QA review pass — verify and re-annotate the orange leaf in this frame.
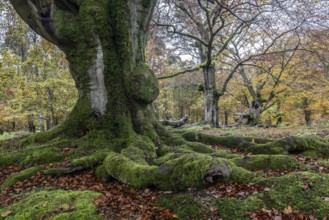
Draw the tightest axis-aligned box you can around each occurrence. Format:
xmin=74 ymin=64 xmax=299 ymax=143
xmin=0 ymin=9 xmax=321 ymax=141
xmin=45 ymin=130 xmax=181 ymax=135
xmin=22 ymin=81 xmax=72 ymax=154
xmin=1 ymin=210 xmax=13 ymax=217
xmin=283 ymin=206 xmax=292 ymax=214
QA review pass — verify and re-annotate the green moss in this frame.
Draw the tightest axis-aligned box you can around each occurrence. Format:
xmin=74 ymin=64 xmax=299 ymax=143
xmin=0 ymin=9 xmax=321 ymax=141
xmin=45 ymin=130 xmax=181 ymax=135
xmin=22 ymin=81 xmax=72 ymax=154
xmin=0 ymin=151 xmax=26 ymax=168
xmin=153 ymin=153 xmax=184 ymax=165
xmin=20 ymin=147 xmax=63 ymax=167
xmin=0 ymin=144 xmax=64 ymax=168
xmin=157 ymin=154 xmax=231 ymax=190
xmin=318 ymin=159 xmax=329 ymax=167
xmin=182 ymin=132 xmax=271 ymax=149
xmin=104 ymin=151 xmax=159 ymax=188
xmin=126 ymin=62 xmax=159 ymax=104
xmin=121 ymin=146 xmax=150 ymax=165
xmin=214 ymin=172 xmax=329 ymax=218
xmin=72 ymin=150 xmax=110 ymax=168
xmin=211 ymin=150 xmax=242 ymax=159
xmin=0 ymin=189 xmax=101 ymax=220
xmin=232 ymin=155 xmax=298 ymax=171
xmin=249 ymin=136 xmax=329 ymax=157
xmin=95 ymin=165 xmax=112 ymax=182
xmin=182 ymin=132 xmax=329 ymax=157
xmin=227 ymin=165 xmax=257 ymax=183
xmin=155 ymin=194 xmax=206 ymax=219
xmin=164 ymin=134 xmax=187 ymax=146
xmin=186 ymin=142 xmax=214 ymax=154
xmin=260 ymin=172 xmax=329 ymax=218
xmin=1 ymin=166 xmax=44 ymax=190
xmin=247 ymin=144 xmax=287 ymax=155
xmin=126 ymin=135 xmax=156 ymax=157
xmin=215 ymin=196 xmax=264 ymax=219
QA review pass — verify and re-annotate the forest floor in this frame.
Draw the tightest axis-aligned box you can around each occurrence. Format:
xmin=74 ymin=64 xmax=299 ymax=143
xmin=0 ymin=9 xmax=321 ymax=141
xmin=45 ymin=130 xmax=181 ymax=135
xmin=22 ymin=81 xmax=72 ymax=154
xmin=1 ymin=126 xmax=329 ymax=219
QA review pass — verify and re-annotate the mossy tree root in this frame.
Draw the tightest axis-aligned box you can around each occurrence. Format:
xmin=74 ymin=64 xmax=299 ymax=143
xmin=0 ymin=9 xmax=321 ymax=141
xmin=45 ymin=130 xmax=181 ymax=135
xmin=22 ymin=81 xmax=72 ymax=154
xmin=104 ymin=151 xmax=231 ymax=190
xmin=182 ymin=132 xmax=329 ymax=157
xmin=10 ymin=128 xmax=234 ymax=191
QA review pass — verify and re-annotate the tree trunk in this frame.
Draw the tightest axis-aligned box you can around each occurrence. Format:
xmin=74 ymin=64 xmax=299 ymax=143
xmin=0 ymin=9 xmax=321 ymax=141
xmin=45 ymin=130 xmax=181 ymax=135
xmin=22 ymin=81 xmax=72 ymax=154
xmin=46 ymin=115 xmax=52 ymax=130
xmin=39 ymin=112 xmax=45 ymax=132
xmin=248 ymin=101 xmax=262 ymax=126
xmin=224 ymin=110 xmax=229 ymax=126
xmin=28 ymin=115 xmax=36 ymax=133
xmin=9 ymin=0 xmax=232 ymax=190
xmin=304 ymin=110 xmax=312 ymax=126
xmin=202 ymin=66 xmax=219 ymax=127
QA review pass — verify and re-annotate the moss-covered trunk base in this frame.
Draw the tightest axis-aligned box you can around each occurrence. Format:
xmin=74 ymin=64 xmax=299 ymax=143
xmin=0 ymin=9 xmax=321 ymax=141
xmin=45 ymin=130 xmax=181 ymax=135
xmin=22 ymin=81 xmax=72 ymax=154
xmin=1 ymin=126 xmax=234 ymax=191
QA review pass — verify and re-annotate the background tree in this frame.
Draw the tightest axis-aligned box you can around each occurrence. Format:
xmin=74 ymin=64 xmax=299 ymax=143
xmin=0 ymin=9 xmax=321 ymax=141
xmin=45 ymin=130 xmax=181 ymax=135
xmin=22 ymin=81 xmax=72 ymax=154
xmin=0 ymin=1 xmax=76 ymax=132
xmin=154 ymin=0 xmax=312 ymax=127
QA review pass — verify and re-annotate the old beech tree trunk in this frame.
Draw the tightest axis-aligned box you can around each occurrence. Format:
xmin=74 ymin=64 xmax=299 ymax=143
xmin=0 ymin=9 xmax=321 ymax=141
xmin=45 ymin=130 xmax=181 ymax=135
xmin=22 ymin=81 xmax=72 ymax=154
xmin=9 ymin=0 xmax=231 ymax=190
xmin=198 ymin=31 xmax=220 ymax=127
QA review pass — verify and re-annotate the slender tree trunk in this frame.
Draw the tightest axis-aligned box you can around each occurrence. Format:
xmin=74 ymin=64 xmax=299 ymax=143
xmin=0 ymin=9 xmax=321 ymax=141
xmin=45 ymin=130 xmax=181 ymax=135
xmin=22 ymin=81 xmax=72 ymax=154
xmin=224 ymin=110 xmax=229 ymax=126
xmin=46 ymin=115 xmax=52 ymax=130
xmin=202 ymin=66 xmax=219 ymax=127
xmin=28 ymin=115 xmax=36 ymax=133
xmin=304 ymin=110 xmax=312 ymax=126
xmin=39 ymin=112 xmax=45 ymax=132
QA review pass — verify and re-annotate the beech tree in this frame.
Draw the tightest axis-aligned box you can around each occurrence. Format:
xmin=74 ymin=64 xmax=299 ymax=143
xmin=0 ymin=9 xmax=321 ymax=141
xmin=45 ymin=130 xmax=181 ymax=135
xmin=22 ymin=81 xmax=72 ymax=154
xmin=154 ymin=0 xmax=322 ymax=127
xmin=8 ymin=0 xmax=232 ymax=189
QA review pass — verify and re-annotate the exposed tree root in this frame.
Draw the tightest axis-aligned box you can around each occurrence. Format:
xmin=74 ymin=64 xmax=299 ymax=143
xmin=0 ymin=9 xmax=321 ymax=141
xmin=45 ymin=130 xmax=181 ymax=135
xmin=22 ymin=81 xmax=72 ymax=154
xmin=183 ymin=131 xmax=329 ymax=157
xmin=1 ymin=128 xmax=234 ymax=191
xmin=4 ymin=128 xmax=328 ymax=192
xmin=160 ymin=116 xmax=189 ymax=128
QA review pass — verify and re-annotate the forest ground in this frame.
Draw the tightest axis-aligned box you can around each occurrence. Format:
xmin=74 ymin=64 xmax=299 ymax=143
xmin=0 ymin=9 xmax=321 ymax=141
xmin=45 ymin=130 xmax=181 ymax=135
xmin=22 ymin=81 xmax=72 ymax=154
xmin=1 ymin=126 xmax=329 ymax=219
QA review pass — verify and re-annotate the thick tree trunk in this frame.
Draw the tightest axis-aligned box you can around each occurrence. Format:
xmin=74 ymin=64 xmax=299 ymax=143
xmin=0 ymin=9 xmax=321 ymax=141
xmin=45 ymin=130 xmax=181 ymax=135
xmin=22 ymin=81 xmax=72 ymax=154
xmin=248 ymin=101 xmax=262 ymax=126
xmin=9 ymin=0 xmax=232 ymax=190
xmin=203 ymin=66 xmax=220 ymax=127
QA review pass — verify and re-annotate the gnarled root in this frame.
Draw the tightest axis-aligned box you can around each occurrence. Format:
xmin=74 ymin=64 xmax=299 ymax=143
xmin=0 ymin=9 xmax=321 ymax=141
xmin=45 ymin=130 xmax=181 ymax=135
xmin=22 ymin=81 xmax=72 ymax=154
xmin=104 ymin=151 xmax=231 ymax=190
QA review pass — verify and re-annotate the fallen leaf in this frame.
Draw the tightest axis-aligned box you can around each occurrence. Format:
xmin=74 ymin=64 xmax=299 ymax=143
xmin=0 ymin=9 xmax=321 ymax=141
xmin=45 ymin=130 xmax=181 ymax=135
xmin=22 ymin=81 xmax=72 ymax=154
xmin=323 ymin=197 xmax=329 ymax=202
xmin=1 ymin=210 xmax=12 ymax=217
xmin=283 ymin=206 xmax=292 ymax=214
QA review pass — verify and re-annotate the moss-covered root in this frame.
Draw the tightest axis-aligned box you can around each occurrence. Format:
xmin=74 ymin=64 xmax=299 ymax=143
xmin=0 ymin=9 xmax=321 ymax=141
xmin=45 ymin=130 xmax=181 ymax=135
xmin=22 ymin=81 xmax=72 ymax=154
xmin=250 ymin=136 xmax=329 ymax=157
xmin=182 ymin=131 xmax=271 ymax=148
xmin=0 ymin=189 xmax=101 ymax=220
xmin=104 ymin=152 xmax=232 ymax=190
xmin=104 ymin=151 xmax=159 ymax=188
xmin=1 ymin=166 xmax=44 ymax=190
xmin=232 ymin=155 xmax=299 ymax=171
xmin=183 ymin=131 xmax=329 ymax=157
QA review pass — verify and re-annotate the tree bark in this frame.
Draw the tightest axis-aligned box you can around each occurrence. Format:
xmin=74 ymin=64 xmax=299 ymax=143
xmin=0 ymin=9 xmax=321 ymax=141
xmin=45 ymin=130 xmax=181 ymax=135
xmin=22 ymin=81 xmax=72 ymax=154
xmin=202 ymin=66 xmax=220 ymax=127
